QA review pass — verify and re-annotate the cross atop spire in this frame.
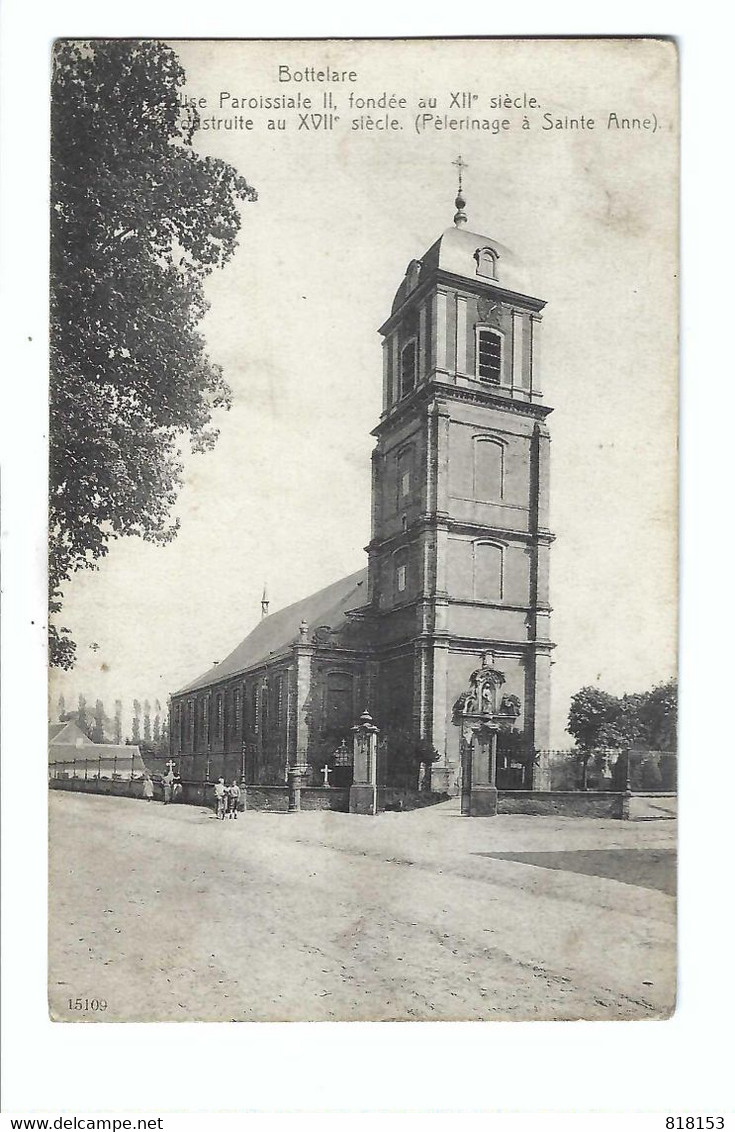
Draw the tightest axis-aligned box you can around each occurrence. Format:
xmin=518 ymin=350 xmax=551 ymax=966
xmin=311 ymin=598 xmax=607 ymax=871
xmin=452 ymin=154 xmax=468 ymax=227
xmin=452 ymin=153 xmax=468 ymax=191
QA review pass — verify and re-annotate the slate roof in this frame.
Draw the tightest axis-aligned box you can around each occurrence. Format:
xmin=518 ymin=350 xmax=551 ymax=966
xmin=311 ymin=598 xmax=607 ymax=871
xmin=48 ymin=719 xmax=92 ymax=745
xmin=176 ymin=567 xmax=370 ymax=696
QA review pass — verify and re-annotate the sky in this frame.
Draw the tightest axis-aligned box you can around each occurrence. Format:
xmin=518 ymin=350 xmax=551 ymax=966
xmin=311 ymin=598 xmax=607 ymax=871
xmin=50 ymin=38 xmax=678 ymax=746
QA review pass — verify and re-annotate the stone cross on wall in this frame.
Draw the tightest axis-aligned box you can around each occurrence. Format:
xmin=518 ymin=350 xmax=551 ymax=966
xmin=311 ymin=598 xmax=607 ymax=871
xmin=321 ymin=764 xmax=331 ymax=787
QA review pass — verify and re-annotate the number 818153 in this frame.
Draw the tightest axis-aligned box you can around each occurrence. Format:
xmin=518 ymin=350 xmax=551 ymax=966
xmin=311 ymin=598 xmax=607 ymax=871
xmin=666 ymin=1120 xmax=724 ymax=1129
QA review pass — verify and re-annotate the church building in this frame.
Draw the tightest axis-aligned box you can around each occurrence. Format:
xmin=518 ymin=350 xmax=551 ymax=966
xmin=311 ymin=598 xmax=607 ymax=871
xmin=169 ymin=170 xmax=555 ymax=795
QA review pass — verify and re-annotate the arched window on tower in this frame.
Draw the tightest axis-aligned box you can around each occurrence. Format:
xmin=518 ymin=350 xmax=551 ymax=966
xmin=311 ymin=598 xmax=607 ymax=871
xmin=400 ymin=339 xmax=417 ymax=397
xmin=473 ymin=541 xmax=504 ymax=602
xmin=396 ymin=445 xmax=413 ymax=506
xmin=475 ymin=246 xmax=498 ymax=280
xmin=473 ymin=436 xmax=505 ymax=502
xmin=477 ymin=328 xmax=502 ymax=385
xmin=393 ymin=548 xmax=410 ymax=601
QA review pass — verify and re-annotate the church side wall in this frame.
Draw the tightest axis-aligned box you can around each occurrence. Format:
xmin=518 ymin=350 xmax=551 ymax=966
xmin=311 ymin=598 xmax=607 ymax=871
xmin=170 ymin=648 xmax=373 ymax=785
xmin=170 ymin=658 xmax=292 ymax=786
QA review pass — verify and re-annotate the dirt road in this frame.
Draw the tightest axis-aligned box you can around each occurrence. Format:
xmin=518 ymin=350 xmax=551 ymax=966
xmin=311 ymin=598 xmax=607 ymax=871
xmin=48 ymin=792 xmax=676 ymax=1022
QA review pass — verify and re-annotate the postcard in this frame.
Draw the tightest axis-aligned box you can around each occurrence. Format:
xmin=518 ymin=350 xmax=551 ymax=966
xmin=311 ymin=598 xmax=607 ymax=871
xmin=48 ymin=37 xmax=678 ymax=1022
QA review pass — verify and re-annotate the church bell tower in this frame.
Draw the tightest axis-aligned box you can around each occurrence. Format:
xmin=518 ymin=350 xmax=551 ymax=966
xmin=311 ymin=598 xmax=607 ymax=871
xmin=367 ymin=158 xmax=554 ymax=793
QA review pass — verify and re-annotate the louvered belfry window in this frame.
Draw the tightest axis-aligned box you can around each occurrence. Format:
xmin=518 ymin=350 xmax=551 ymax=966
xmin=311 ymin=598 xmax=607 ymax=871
xmin=477 ymin=329 xmax=502 ymax=384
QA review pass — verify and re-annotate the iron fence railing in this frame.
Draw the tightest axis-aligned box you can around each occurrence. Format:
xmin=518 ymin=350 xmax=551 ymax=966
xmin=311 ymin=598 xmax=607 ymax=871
xmin=49 ymin=753 xmax=142 ymax=781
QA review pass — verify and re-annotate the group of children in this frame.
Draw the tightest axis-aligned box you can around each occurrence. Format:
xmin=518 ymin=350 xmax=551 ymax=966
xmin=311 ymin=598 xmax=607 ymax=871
xmin=213 ymin=777 xmax=242 ymax=820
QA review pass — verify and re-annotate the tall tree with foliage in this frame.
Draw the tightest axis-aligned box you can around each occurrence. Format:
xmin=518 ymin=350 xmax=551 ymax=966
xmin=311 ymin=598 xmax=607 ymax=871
xmin=114 ymin=699 xmax=123 ymax=745
xmin=153 ymin=700 xmax=161 ymax=744
xmin=92 ymin=698 xmax=106 ymax=743
xmin=567 ymin=681 xmax=677 ymax=789
xmin=77 ymin=693 xmax=89 ymax=736
xmin=131 ymin=699 xmax=141 ymax=744
xmin=49 ymin=40 xmax=257 ymax=667
xmin=639 ymin=680 xmax=678 ymax=750
xmin=143 ymin=699 xmax=152 ymax=743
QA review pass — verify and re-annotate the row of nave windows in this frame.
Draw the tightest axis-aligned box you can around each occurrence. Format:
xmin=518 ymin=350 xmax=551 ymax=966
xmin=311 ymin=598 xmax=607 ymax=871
xmin=174 ymin=675 xmax=284 ymax=751
xmin=173 ymin=669 xmax=357 ymax=751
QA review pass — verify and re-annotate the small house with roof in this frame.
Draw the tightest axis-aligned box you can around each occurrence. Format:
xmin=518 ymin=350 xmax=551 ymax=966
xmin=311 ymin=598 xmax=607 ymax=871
xmin=49 ymin=718 xmax=147 ymax=781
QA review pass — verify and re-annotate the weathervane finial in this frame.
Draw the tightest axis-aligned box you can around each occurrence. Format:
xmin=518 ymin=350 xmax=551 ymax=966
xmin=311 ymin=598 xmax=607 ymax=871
xmin=452 ymin=154 xmax=468 ymax=227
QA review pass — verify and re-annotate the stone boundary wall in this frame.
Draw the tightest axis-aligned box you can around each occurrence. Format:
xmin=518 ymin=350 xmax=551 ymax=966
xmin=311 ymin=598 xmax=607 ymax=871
xmin=49 ymin=778 xmax=676 ymax=820
xmin=497 ymin=790 xmax=677 ymax=819
xmin=51 ymin=776 xmax=149 ymax=800
xmin=382 ymin=788 xmax=450 ymax=811
xmin=49 ymin=776 xmax=351 ymax=813
xmin=498 ymin=790 xmax=625 ymax=818
xmin=49 ymin=778 xmax=447 ymax=814
xmin=244 ymin=786 xmax=350 ymax=812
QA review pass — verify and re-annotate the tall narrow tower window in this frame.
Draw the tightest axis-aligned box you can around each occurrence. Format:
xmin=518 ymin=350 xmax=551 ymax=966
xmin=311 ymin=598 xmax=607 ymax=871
xmin=397 ymin=446 xmax=413 ymax=504
xmin=473 ymin=436 xmax=505 ymax=501
xmin=477 ymin=328 xmax=502 ymax=385
xmin=474 ymin=541 xmax=504 ymax=602
xmin=400 ymin=339 xmax=417 ymax=397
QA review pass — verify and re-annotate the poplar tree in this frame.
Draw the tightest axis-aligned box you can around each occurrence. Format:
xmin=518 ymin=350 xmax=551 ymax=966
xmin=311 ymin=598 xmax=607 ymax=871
xmin=131 ymin=699 xmax=141 ymax=744
xmin=114 ymin=699 xmax=123 ymax=744
xmin=92 ymin=698 xmax=105 ymax=743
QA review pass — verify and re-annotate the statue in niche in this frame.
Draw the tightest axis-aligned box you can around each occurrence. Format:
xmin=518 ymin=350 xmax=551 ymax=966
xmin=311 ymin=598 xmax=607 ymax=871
xmin=452 ymin=660 xmax=506 ymax=719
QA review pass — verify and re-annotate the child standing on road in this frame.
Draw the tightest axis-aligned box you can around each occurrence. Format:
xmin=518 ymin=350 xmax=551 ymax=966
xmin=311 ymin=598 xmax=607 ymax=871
xmin=227 ymin=779 xmax=241 ymax=819
xmin=213 ymin=777 xmax=227 ymax=820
